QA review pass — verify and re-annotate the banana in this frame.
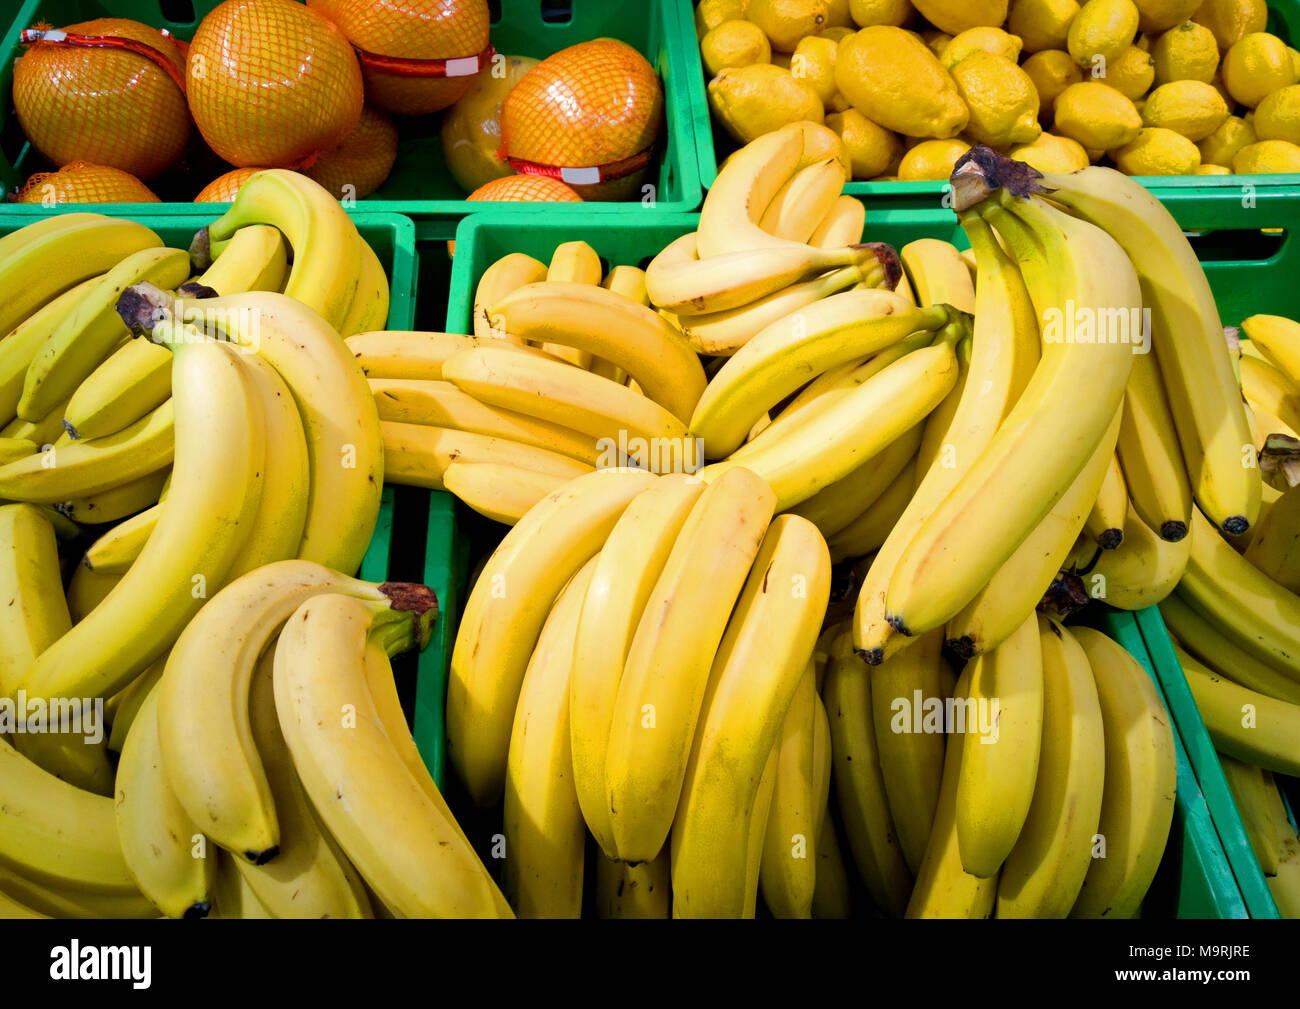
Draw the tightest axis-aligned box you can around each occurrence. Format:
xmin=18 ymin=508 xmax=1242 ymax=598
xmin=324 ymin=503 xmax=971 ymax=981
xmin=201 ymin=168 xmax=362 ymax=331
xmin=186 ymin=223 xmax=288 ymax=297
xmin=1219 ymin=755 xmax=1280 ymax=876
xmin=503 ymin=558 xmax=595 ymax=919
xmin=900 ymin=239 xmax=977 ymax=313
xmin=348 ymin=330 xmax=561 ymax=380
xmin=1070 ymin=628 xmax=1177 ymax=918
xmin=62 ymin=339 xmax=172 ymax=442
xmin=82 ymin=502 xmax=161 ymax=574
xmin=606 ymin=468 xmax=777 ymax=865
xmin=789 ymin=424 xmax=922 ymax=537
xmin=1085 ymin=453 xmax=1127 ymax=549
xmin=0 ymin=213 xmax=103 ymax=264
xmin=382 ymin=421 xmax=593 ymax=490
xmin=826 ymin=456 xmax=918 ymax=563
xmin=602 ymin=264 xmax=649 ymax=305
xmin=442 ymin=462 xmax=570 ymax=525
xmin=0 ymin=400 xmax=173 ymax=503
xmin=0 ymin=504 xmax=71 ymax=697
xmin=996 ymin=618 xmax=1106 ymax=918
xmin=1245 ymin=483 xmax=1300 ymax=593
xmin=595 ymin=851 xmax=670 ymax=918
xmin=0 ymin=438 xmax=35 ymax=465
xmin=448 ymin=469 xmax=657 ymax=807
xmin=854 ymin=208 xmax=1040 ymax=664
xmin=689 ymin=289 xmax=941 ymax=457
xmin=474 ymin=253 xmax=547 ymax=342
xmin=54 ymin=467 xmax=168 ymax=525
xmin=670 ymin=515 xmax=830 ymax=916
xmin=1242 ymin=315 xmax=1300 ymax=386
xmin=0 ymin=864 xmax=156 ymax=918
xmin=955 ymin=613 xmax=1043 ymax=879
xmin=1242 ymin=354 xmax=1300 ymax=434
xmin=913 ymin=336 xmax=970 ymax=482
xmin=123 ymin=286 xmax=383 ymax=575
xmin=19 ymin=247 xmax=191 ymax=421
xmin=1039 ymin=165 xmax=1260 ymax=536
xmin=1270 ymin=821 xmax=1300 ymax=917
xmin=760 ymin=664 xmax=818 ymax=919
xmin=810 ymin=194 xmax=866 ymax=249
xmin=1 ymin=396 xmax=71 ymax=448
xmin=759 ymin=158 xmax=846 ymax=244
xmin=1086 ymin=504 xmax=1190 ymax=610
xmin=541 ymin=241 xmax=602 ymax=368
xmin=571 ymin=476 xmax=705 ymax=857
xmin=65 ymin=564 xmax=120 ymax=624
xmin=0 ymin=276 xmax=103 ymax=424
xmin=0 ymin=888 xmax=48 ymax=918
xmin=114 ymin=684 xmax=216 ymax=918
xmin=337 ymin=237 xmax=390 ymax=338
xmin=1117 ymin=347 xmax=1192 ymax=542
xmin=811 ymin=807 xmax=854 ymax=918
xmin=823 ymin=635 xmax=913 ymax=915
xmin=490 ymin=281 xmax=708 ymax=425
xmin=274 ymin=591 xmax=508 ymax=918
xmin=209 ymin=850 xmax=275 ymax=918
xmin=107 ymin=654 xmax=167 ymax=753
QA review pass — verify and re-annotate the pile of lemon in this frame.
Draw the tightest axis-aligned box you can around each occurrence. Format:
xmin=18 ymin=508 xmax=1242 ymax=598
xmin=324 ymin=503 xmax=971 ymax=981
xmin=699 ymin=0 xmax=1300 ymax=180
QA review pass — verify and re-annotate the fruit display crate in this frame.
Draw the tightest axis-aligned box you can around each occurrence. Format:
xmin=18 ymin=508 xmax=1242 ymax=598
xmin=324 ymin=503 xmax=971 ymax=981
xmin=0 ymin=0 xmax=703 ymax=238
xmin=672 ymin=0 xmax=1300 ymax=204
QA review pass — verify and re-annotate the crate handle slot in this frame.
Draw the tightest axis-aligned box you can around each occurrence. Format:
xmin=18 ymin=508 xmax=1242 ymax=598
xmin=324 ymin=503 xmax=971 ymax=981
xmin=1185 ymin=228 xmax=1288 ymax=264
xmin=158 ymin=0 xmax=199 ymax=30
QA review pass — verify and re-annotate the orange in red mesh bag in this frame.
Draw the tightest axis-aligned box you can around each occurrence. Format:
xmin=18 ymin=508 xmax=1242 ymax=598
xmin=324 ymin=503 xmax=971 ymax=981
xmin=304 ymin=105 xmax=400 ymax=200
xmin=308 ymin=0 xmax=493 ymax=116
xmin=194 ymin=166 xmax=267 ymax=203
xmin=500 ymin=39 xmax=664 ymax=202
xmin=16 ymin=162 xmax=161 ymax=204
xmin=187 ymin=0 xmax=364 ymax=169
xmin=13 ymin=18 xmax=190 ymax=181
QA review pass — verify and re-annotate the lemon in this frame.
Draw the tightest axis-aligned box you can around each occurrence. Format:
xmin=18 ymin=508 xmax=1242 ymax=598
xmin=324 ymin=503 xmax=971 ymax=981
xmin=1291 ymin=46 xmax=1300 ymax=79
xmin=1197 ymin=114 xmax=1257 ymax=164
xmin=1009 ymin=131 xmax=1091 ymax=170
xmin=826 ymin=0 xmax=856 ymax=26
xmin=823 ymin=26 xmax=856 ymax=42
xmin=1193 ymin=0 xmax=1268 ymax=51
xmin=1105 ymin=45 xmax=1156 ymax=99
xmin=708 ymin=64 xmax=825 ymax=142
xmin=1022 ymin=49 xmax=1084 ymax=115
xmin=702 ymin=20 xmax=773 ymax=76
xmin=849 ymin=0 xmax=916 ymax=26
xmin=697 ymin=0 xmax=751 ymax=37
xmin=910 ymin=0 xmax=1008 ymax=35
xmin=836 ymin=26 xmax=969 ymax=137
xmin=790 ymin=35 xmax=840 ymax=102
xmin=749 ymin=0 xmax=832 ymax=52
xmin=1110 ymin=125 xmax=1201 ymax=173
xmin=1006 ymin=0 xmax=1081 ymax=54
xmin=1222 ymin=33 xmax=1299 ymax=109
xmin=1068 ymin=0 xmax=1141 ymax=69
xmin=898 ymin=138 xmax=971 ymax=179
xmin=1142 ymin=79 xmax=1229 ymax=140
xmin=1195 ymin=163 xmax=1232 ymax=173
xmin=772 ymin=51 xmax=794 ymax=69
xmin=1234 ymin=138 xmax=1300 ymax=172
xmin=1054 ymin=80 xmax=1143 ymax=148
xmin=1255 ymin=85 xmax=1300 ymax=146
xmin=1131 ymin=0 xmax=1202 ymax=33
xmin=1151 ymin=21 xmax=1220 ymax=84
xmin=828 ymin=90 xmax=854 ymax=111
xmin=923 ymin=30 xmax=954 ymax=59
xmin=948 ymin=51 xmax=1042 ymax=147
xmin=826 ymin=108 xmax=904 ymax=177
xmin=942 ymin=27 xmax=1023 ymax=69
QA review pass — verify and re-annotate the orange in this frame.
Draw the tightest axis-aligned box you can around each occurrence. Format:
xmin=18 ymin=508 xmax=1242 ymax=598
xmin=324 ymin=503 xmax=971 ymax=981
xmin=15 ymin=162 xmax=160 ymax=204
xmin=440 ymin=55 xmax=540 ymax=193
xmin=454 ymin=175 xmax=583 ymax=255
xmin=187 ymin=0 xmax=364 ymax=169
xmin=304 ymin=105 xmax=400 ymax=200
xmin=308 ymin=0 xmax=491 ymax=116
xmin=13 ymin=19 xmax=189 ymax=181
xmin=194 ymin=167 xmax=267 ymax=203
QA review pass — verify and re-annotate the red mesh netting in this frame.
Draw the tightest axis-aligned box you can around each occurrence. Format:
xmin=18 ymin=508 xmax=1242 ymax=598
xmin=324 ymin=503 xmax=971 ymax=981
xmin=16 ymin=161 xmax=161 ymax=203
xmin=193 ymin=166 xmax=266 ymax=202
xmin=304 ymin=105 xmax=400 ymax=199
xmin=466 ymin=175 xmax=583 ymax=201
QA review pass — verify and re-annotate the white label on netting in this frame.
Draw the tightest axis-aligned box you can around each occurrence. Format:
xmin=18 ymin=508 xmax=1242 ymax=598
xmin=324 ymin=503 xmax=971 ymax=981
xmin=445 ymin=56 xmax=481 ymax=77
xmin=560 ymin=166 xmax=601 ymax=185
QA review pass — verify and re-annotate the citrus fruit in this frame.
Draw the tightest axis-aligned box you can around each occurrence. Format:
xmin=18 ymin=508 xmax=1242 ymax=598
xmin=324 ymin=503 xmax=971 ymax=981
xmin=909 ymin=0 xmax=1008 ymax=35
xmin=1233 ymin=138 xmax=1300 ymax=172
xmin=13 ymin=18 xmax=189 ymax=181
xmin=702 ymin=20 xmax=773 ymax=76
xmin=1255 ymin=85 xmax=1300 ymax=146
xmin=1068 ymin=0 xmax=1141 ymax=69
xmin=1009 ymin=131 xmax=1091 ymax=171
xmin=826 ymin=0 xmax=856 ymax=27
xmin=194 ymin=167 xmax=266 ymax=202
xmin=949 ymin=52 xmax=1042 ymax=147
xmin=308 ymin=0 xmax=491 ymax=116
xmin=941 ymin=27 xmax=1023 ymax=69
xmin=1105 ymin=45 xmax=1157 ymax=100
xmin=850 ymin=0 xmax=916 ymax=27
xmin=1006 ymin=0 xmax=1080 ymax=53
xmin=1141 ymin=79 xmax=1229 ymax=141
xmin=696 ymin=0 xmax=752 ymax=37
xmin=791 ymin=35 xmax=840 ymax=103
xmin=1022 ymin=49 xmax=1084 ymax=116
xmin=1131 ymin=0 xmax=1202 ymax=34
xmin=466 ymin=175 xmax=583 ymax=202
xmin=709 ymin=64 xmax=824 ymax=144
xmin=822 ymin=27 xmax=856 ymax=43
xmin=1151 ymin=20 xmax=1220 ymax=84
xmin=897 ymin=138 xmax=971 ymax=179
xmin=15 ymin=162 xmax=160 ymax=204
xmin=1110 ymin=125 xmax=1201 ymax=173
xmin=304 ymin=105 xmax=400 ymax=200
xmin=748 ymin=0 xmax=832 ymax=53
xmin=188 ymin=0 xmax=363 ymax=169
xmin=440 ymin=54 xmax=539 ymax=194
xmin=826 ymin=109 xmax=903 ymax=177
xmin=502 ymin=40 xmax=664 ymax=201
xmin=1195 ymin=162 xmax=1232 ymax=173
xmin=1197 ymin=114 xmax=1258 ymax=164
xmin=1053 ymin=80 xmax=1143 ymax=148
xmin=835 ymin=26 xmax=968 ymax=138
xmin=1222 ymin=33 xmax=1298 ymax=108
xmin=1193 ymin=0 xmax=1268 ymax=51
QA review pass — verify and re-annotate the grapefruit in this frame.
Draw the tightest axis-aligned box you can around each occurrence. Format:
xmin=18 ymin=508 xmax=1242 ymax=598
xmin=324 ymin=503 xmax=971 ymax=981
xmin=194 ymin=166 xmax=267 ymax=202
xmin=441 ymin=54 xmax=539 ymax=193
xmin=452 ymin=175 xmax=582 ymax=253
xmin=305 ymin=105 xmax=400 ymax=200
xmin=15 ymin=162 xmax=160 ymax=204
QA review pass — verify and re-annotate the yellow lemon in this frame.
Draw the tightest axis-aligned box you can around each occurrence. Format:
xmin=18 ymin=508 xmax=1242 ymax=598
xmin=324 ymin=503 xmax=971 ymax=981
xmin=1007 ymin=0 xmax=1081 ymax=54
xmin=849 ymin=0 xmax=916 ymax=26
xmin=1110 ymin=125 xmax=1201 ymax=173
xmin=696 ymin=0 xmax=752 ymax=37
xmin=1068 ymin=0 xmax=1141 ymax=69
xmin=897 ymin=138 xmax=971 ymax=179
xmin=1151 ymin=20 xmax=1220 ymax=84
xmin=708 ymin=64 xmax=825 ymax=142
xmin=748 ymin=0 xmax=832 ymax=52
xmin=1053 ymin=80 xmax=1143 ymax=147
xmin=1222 ymin=33 xmax=1299 ymax=109
xmin=1255 ymin=84 xmax=1300 ymax=146
xmin=772 ymin=51 xmax=794 ymax=69
xmin=1131 ymin=0 xmax=1202 ymax=34
xmin=1009 ymin=131 xmax=1092 ymax=170
xmin=1141 ymin=79 xmax=1229 ymax=140
xmin=1233 ymin=138 xmax=1300 ymax=172
xmin=910 ymin=0 xmax=1007 ymax=35
xmin=1197 ymin=114 xmax=1257 ymax=164
xmin=1022 ymin=49 xmax=1085 ymax=115
xmin=702 ymin=20 xmax=773 ymax=76
xmin=923 ymin=29 xmax=954 ymax=59
xmin=949 ymin=51 xmax=1042 ymax=147
xmin=1193 ymin=0 xmax=1268 ymax=51
xmin=836 ymin=26 xmax=969 ymax=137
xmin=791 ymin=34 xmax=840 ymax=102
xmin=1195 ymin=162 xmax=1232 ymax=173
xmin=826 ymin=0 xmax=856 ymax=26
xmin=826 ymin=108 xmax=904 ymax=177
xmin=1291 ymin=46 xmax=1300 ymax=79
xmin=792 ymin=120 xmax=853 ymax=177
xmin=827 ymin=89 xmax=854 ymax=111
xmin=942 ymin=27 xmax=1023 ymax=69
xmin=823 ymin=26 xmax=856 ymax=42
xmin=1105 ymin=45 xmax=1156 ymax=99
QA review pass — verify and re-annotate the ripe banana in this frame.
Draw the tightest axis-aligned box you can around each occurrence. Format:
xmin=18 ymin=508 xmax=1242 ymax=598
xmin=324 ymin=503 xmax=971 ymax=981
xmin=82 ymin=501 xmax=161 ymax=575
xmin=0 ymin=863 xmax=155 ymax=919
xmin=759 ymin=158 xmax=846 ymax=244
xmin=1242 ymin=315 xmax=1300 ymax=386
xmin=442 ymin=462 xmax=569 ymax=525
xmin=474 ymin=253 xmax=546 ymax=342
xmin=812 ymin=807 xmax=854 ymax=918
xmin=62 ymin=339 xmax=172 ymax=442
xmin=826 ymin=457 xmax=918 ymax=563
xmin=913 ymin=335 xmax=970 ymax=482
xmin=65 ymin=564 xmax=120 ymax=625
xmin=0 ymin=275 xmax=103 ymax=424
xmin=1086 ymin=504 xmax=1191 ymax=610
xmin=900 ymin=239 xmax=976 ymax=313
xmin=0 ymin=438 xmax=35 ymax=465
xmin=0 ymin=213 xmax=102 ymax=264
xmin=382 ymin=421 xmax=592 ymax=490
xmin=1245 ymin=482 xmax=1300 ymax=593
xmin=1219 ymin=756 xmax=1280 ymax=877
xmin=348 ymin=330 xmax=560 ymax=380
xmin=1 ymin=396 xmax=71 ymax=448
xmin=107 ymin=654 xmax=167 ymax=753
xmin=1085 ymin=453 xmax=1128 ymax=550
xmin=1242 ymin=354 xmax=1300 ymax=434
xmin=541 ymin=241 xmax=602 ymax=368
xmin=759 ymin=665 xmax=818 ymax=919
xmin=337 ymin=237 xmax=390 ymax=339
xmin=595 ymin=851 xmax=670 ymax=918
xmin=0 ymin=504 xmax=71 ymax=697
xmin=810 ymin=194 xmax=866 ymax=249
xmin=186 ymin=223 xmax=288 ymax=298
xmin=790 ymin=424 xmax=922 ymax=537
xmin=54 ymin=467 xmax=168 ymax=525
xmin=1117 ymin=347 xmax=1192 ymax=541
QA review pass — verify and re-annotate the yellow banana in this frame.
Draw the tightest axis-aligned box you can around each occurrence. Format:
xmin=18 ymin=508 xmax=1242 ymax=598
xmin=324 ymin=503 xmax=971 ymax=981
xmin=0 ymin=863 xmax=155 ymax=918
xmin=0 ymin=276 xmax=103 ymax=424
xmin=1219 ymin=756 xmax=1280 ymax=877
xmin=107 ymin=654 xmax=167 ymax=754
xmin=336 ymin=237 xmax=390 ymax=339
xmin=54 ymin=466 xmax=168 ymax=525
xmin=541 ymin=240 xmax=603 ymax=368
xmin=474 ymin=253 xmax=546 ymax=343
xmin=1242 ymin=354 xmax=1300 ymax=435
xmin=65 ymin=564 xmax=120 ymax=624
xmin=0 ymin=504 xmax=71 ymax=697
xmin=381 ymin=421 xmax=593 ymax=490
xmin=82 ymin=501 xmax=161 ymax=575
xmin=1 ymin=396 xmax=71 ymax=448
xmin=1117 ymin=347 xmax=1192 ymax=542
xmin=186 ymin=223 xmax=288 ymax=297
xmin=811 ymin=807 xmax=854 ymax=918
xmin=900 ymin=238 xmax=976 ymax=313
xmin=0 ymin=438 xmax=35 ymax=465
xmin=442 ymin=462 xmax=570 ymax=525
xmin=759 ymin=158 xmax=846 ymax=244
xmin=62 ymin=339 xmax=172 ymax=442
xmin=826 ymin=456 xmax=918 ymax=563
xmin=595 ymin=851 xmax=670 ymax=918
xmin=789 ymin=424 xmax=922 ymax=537
xmin=810 ymin=194 xmax=866 ymax=248
xmin=1244 ymin=482 xmax=1300 ymax=593
xmin=1086 ymin=503 xmax=1191 ymax=610
xmin=1085 ymin=453 xmax=1128 ymax=550
xmin=760 ymin=664 xmax=818 ymax=919
xmin=1242 ymin=315 xmax=1300 ymax=387
xmin=347 ymin=329 xmax=561 ymax=380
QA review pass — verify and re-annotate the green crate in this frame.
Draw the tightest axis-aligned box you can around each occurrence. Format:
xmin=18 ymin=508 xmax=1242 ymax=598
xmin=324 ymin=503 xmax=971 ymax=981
xmin=675 ymin=0 xmax=1300 ymax=202
xmin=0 ymin=0 xmax=702 ymax=237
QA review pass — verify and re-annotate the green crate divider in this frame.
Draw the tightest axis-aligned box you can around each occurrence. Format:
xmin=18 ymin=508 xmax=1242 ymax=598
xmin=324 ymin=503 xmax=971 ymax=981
xmin=674 ymin=0 xmax=1300 ymax=201
xmin=0 ymin=0 xmax=702 ymax=234
xmin=1129 ymin=606 xmax=1282 ymax=917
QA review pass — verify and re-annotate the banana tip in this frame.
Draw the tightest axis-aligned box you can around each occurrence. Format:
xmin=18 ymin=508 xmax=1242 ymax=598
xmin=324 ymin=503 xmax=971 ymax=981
xmin=946 ymin=636 xmax=975 ymax=661
xmin=855 ymin=646 xmax=883 ymax=666
xmin=1097 ymin=529 xmax=1124 ymax=551
xmin=1221 ymin=516 xmax=1249 ymax=536
xmin=1160 ymin=521 xmax=1188 ymax=542
xmin=183 ymin=900 xmax=213 ymax=919
xmin=247 ymin=845 xmax=279 ymax=865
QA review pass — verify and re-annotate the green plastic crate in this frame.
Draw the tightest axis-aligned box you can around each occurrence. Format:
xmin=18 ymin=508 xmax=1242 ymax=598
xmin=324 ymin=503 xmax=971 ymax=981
xmin=0 ymin=0 xmax=703 ymax=237
xmin=675 ymin=0 xmax=1300 ymax=202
